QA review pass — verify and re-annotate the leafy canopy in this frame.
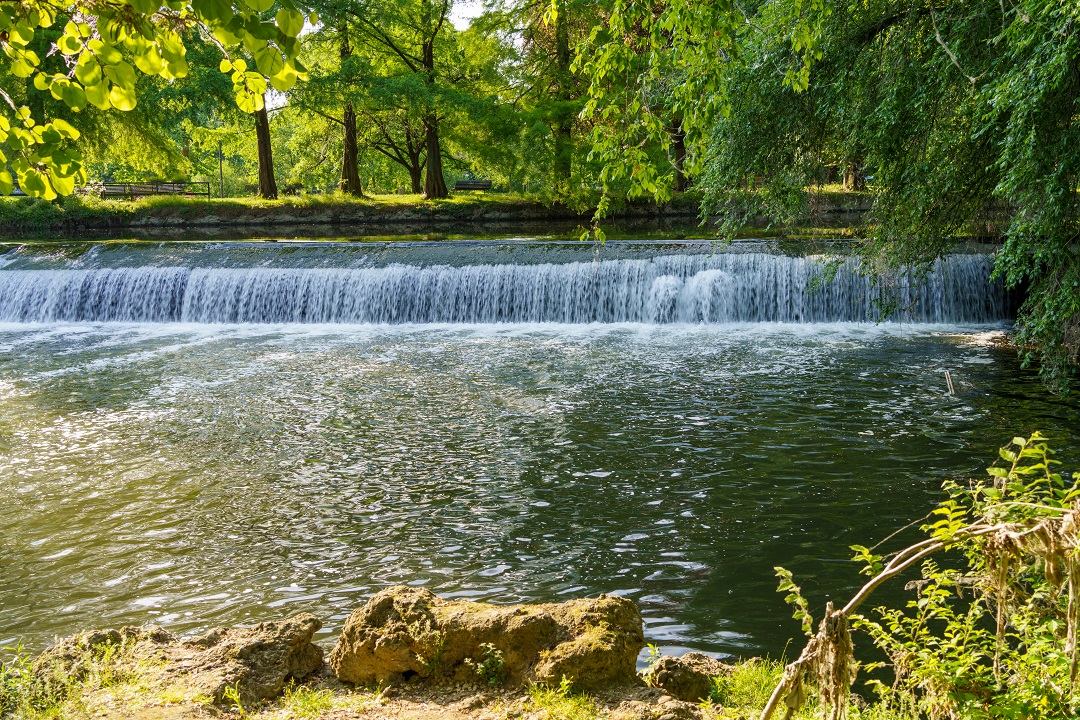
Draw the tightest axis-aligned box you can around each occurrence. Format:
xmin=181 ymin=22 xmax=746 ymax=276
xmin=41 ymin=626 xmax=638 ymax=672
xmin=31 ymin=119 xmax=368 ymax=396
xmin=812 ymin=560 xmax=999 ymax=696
xmin=0 ymin=0 xmax=313 ymax=199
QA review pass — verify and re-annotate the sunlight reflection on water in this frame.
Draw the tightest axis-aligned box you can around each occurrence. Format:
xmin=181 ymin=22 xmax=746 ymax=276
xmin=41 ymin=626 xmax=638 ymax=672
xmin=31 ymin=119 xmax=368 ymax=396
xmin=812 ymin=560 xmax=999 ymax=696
xmin=0 ymin=320 xmax=1076 ymax=659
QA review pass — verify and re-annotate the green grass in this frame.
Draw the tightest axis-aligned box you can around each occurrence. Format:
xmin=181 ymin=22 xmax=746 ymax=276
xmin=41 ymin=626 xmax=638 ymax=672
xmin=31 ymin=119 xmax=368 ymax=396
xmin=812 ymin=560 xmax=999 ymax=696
xmin=1 ymin=638 xmax=160 ymax=720
xmin=528 ymin=678 xmax=601 ymax=720
xmin=0 ymin=190 xmax=582 ymax=234
xmin=0 ymin=642 xmax=922 ymax=720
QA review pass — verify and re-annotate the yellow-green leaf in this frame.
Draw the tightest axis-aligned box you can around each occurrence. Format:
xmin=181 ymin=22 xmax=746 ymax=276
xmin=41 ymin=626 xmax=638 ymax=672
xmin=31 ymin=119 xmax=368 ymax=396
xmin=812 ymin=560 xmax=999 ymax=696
xmin=254 ymin=46 xmax=284 ymax=76
xmin=133 ymin=46 xmax=164 ymax=75
xmin=49 ymin=171 xmax=76 ymax=196
xmin=108 ymin=84 xmax=137 ymax=111
xmin=103 ymin=60 xmax=136 ymax=89
xmin=58 ymin=34 xmax=83 ymax=55
xmin=50 ymin=118 xmax=80 ymax=140
xmin=76 ymin=56 xmax=103 ymax=86
xmin=276 ymin=8 xmax=303 ymax=37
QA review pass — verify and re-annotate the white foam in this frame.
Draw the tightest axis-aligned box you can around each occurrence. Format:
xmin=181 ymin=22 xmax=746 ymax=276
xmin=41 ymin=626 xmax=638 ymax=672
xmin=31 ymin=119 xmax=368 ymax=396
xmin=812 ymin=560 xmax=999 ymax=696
xmin=0 ymin=253 xmax=1009 ymax=326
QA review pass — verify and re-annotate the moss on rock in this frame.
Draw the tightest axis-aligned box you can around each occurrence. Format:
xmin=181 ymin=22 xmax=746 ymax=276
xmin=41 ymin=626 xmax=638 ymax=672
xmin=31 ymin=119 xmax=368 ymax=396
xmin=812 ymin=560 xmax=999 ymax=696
xmin=328 ymin=586 xmax=645 ymax=691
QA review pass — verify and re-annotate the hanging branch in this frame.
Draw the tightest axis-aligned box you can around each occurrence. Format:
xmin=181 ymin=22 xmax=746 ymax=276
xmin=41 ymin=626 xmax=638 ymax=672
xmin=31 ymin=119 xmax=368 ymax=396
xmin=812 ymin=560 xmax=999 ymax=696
xmin=759 ymin=433 xmax=1080 ymax=720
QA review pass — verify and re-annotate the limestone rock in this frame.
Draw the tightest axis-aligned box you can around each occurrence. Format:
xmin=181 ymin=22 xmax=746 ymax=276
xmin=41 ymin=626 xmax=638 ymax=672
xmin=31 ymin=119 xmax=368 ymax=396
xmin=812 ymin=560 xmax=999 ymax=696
xmin=329 ymin=586 xmax=644 ymax=690
xmin=33 ymin=626 xmax=175 ymax=684
xmin=34 ymin=614 xmax=324 ymax=707
xmin=176 ymin=613 xmax=324 ymax=704
xmin=643 ymin=652 xmax=732 ymax=702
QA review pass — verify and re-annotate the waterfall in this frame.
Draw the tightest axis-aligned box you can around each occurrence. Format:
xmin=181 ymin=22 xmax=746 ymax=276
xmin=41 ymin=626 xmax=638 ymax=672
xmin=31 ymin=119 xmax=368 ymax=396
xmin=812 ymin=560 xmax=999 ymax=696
xmin=0 ymin=252 xmax=1010 ymax=325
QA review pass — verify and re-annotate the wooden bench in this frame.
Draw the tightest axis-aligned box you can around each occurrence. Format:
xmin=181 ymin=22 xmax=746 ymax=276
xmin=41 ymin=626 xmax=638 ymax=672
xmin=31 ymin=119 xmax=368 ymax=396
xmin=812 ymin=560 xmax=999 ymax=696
xmin=87 ymin=181 xmax=211 ymax=199
xmin=453 ymin=179 xmax=493 ymax=191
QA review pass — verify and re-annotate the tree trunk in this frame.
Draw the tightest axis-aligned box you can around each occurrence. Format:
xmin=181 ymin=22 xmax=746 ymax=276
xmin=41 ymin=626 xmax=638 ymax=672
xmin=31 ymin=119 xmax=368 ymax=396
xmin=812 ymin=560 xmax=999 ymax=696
xmin=672 ymin=119 xmax=688 ymax=193
xmin=338 ymin=31 xmax=363 ymax=197
xmin=340 ymin=103 xmax=363 ymax=196
xmin=255 ymin=103 xmax=278 ymax=199
xmin=552 ymin=3 xmax=572 ymax=183
xmin=421 ymin=38 xmax=447 ymax=198
xmin=423 ymin=115 xmax=448 ymax=198
xmin=409 ymin=162 xmax=424 ymax=194
xmin=843 ymin=160 xmax=866 ymax=192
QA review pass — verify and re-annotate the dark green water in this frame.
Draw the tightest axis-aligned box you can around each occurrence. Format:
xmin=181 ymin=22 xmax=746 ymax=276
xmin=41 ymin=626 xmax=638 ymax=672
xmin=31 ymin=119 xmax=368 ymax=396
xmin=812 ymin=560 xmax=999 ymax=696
xmin=1 ymin=321 xmax=1075 ymax=659
xmin=0 ymin=240 xmax=1075 ymax=662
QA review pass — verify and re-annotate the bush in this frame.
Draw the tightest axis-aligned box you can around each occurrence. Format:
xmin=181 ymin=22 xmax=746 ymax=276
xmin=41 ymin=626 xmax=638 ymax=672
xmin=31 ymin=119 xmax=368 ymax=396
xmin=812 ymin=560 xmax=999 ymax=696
xmin=769 ymin=433 xmax=1080 ymax=720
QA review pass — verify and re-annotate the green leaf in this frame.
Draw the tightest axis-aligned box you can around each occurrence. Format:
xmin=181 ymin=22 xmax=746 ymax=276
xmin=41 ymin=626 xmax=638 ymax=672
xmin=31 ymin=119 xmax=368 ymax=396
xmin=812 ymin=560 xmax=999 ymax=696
xmin=19 ymin=168 xmax=50 ymax=197
xmin=11 ymin=21 xmax=35 ymax=47
xmin=192 ymin=0 xmax=234 ymax=24
xmin=0 ymin=171 xmax=12 ymax=196
xmin=75 ymin=53 xmax=103 ymax=86
xmin=254 ymin=46 xmax=284 ymax=76
xmin=275 ymin=8 xmax=303 ymax=37
xmin=85 ymin=81 xmax=111 ymax=110
xmin=49 ymin=172 xmax=75 ymax=196
xmin=10 ymin=60 xmax=34 ymax=78
xmin=133 ymin=45 xmax=164 ymax=75
xmin=90 ymin=41 xmax=124 ymax=65
xmin=269 ymin=65 xmax=296 ymax=91
xmin=108 ymin=84 xmax=137 ymax=111
xmin=103 ymin=61 xmax=137 ymax=90
xmin=50 ymin=119 xmax=80 ymax=140
xmin=61 ymin=83 xmax=87 ymax=111
xmin=58 ymin=34 xmax=83 ymax=55
xmin=245 ymin=0 xmax=274 ymax=13
xmin=235 ymin=91 xmax=263 ymax=113
xmin=126 ymin=0 xmax=157 ymax=14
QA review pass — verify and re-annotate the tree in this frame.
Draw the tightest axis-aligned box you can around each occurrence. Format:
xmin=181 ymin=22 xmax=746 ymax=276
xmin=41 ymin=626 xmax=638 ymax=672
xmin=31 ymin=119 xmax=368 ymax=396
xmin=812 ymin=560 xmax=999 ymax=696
xmin=0 ymin=0 xmax=311 ymax=199
xmin=577 ymin=0 xmax=1080 ymax=391
xmin=482 ymin=0 xmax=594 ymax=192
xmin=329 ymin=0 xmax=454 ymax=197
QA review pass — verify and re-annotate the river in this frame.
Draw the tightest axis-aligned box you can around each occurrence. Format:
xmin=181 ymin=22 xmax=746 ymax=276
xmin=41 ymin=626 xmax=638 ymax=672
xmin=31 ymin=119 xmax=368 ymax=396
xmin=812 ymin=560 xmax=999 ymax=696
xmin=0 ymin=239 xmax=1075 ymax=661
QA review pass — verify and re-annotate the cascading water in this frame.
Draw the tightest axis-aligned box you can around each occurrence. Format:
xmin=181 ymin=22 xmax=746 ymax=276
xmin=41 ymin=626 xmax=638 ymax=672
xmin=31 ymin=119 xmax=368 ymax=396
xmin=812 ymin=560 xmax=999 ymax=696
xmin=0 ymin=244 xmax=1010 ymax=325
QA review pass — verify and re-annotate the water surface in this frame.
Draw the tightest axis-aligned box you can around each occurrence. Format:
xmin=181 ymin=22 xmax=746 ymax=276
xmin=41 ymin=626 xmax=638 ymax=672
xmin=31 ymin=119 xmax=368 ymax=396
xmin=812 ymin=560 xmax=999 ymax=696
xmin=0 ymin=241 xmax=1075 ymax=660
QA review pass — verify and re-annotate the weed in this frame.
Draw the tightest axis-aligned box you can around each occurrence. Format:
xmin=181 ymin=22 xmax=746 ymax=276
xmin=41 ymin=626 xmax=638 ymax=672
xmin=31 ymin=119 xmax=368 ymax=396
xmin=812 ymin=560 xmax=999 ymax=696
xmin=419 ymin=630 xmax=445 ymax=676
xmin=278 ymin=682 xmax=335 ymax=718
xmin=528 ymin=676 xmax=598 ymax=720
xmin=223 ymin=682 xmax=248 ymax=719
xmin=464 ymin=643 xmax=507 ymax=688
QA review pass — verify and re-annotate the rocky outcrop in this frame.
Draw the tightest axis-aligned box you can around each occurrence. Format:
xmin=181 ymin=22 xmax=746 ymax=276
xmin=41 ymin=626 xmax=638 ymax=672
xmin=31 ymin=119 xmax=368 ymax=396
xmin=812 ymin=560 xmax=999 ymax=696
xmin=33 ymin=614 xmax=324 ymax=707
xmin=328 ymin=586 xmax=644 ymax=691
xmin=33 ymin=626 xmax=175 ymax=684
xmin=643 ymin=652 xmax=732 ymax=702
xmin=174 ymin=613 xmax=324 ymax=704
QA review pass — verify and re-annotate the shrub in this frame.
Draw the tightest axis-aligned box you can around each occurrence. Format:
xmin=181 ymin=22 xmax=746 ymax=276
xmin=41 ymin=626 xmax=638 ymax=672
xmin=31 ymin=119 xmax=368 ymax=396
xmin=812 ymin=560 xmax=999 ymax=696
xmin=767 ymin=433 xmax=1080 ymax=720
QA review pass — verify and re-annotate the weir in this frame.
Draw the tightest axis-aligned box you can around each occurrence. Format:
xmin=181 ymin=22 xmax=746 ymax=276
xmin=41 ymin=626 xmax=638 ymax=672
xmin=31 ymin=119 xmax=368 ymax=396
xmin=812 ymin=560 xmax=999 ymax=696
xmin=0 ymin=248 xmax=1009 ymax=325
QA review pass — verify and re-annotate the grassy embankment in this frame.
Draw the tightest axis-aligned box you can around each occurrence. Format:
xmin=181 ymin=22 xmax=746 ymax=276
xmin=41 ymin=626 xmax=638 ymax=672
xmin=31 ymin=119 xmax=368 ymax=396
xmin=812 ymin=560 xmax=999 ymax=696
xmin=0 ymin=639 xmax=905 ymax=720
xmin=0 ymin=192 xmax=675 ymax=234
xmin=0 ymin=189 xmax=869 ymax=236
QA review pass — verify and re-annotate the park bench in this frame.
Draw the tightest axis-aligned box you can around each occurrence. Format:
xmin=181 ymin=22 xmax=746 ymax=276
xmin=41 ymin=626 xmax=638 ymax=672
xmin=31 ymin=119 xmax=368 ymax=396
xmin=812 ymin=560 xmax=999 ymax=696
xmin=453 ymin=179 xmax=493 ymax=191
xmin=85 ymin=181 xmax=211 ymax=199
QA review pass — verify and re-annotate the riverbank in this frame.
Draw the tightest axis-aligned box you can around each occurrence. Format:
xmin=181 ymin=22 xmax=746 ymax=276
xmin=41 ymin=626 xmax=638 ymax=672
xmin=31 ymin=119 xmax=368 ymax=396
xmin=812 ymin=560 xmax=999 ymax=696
xmin=0 ymin=587 xmax=906 ymax=720
xmin=0 ymin=190 xmax=871 ymax=238
xmin=0 ymin=628 xmax=888 ymax=720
